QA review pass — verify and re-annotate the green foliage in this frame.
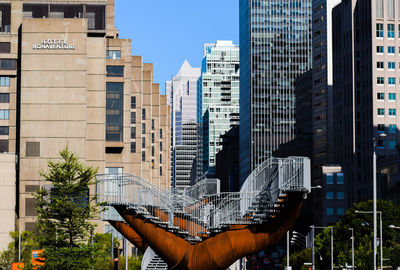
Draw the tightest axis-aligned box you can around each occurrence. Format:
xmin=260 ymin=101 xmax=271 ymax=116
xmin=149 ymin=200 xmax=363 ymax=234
xmin=118 ymin=254 xmax=143 ymax=270
xmin=287 ymin=200 xmax=400 ymax=270
xmin=34 ymin=147 xmax=100 ymax=249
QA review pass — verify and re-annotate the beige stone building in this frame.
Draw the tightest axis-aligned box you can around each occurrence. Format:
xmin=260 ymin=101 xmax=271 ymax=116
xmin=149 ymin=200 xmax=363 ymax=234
xmin=0 ymin=0 xmax=170 ymax=250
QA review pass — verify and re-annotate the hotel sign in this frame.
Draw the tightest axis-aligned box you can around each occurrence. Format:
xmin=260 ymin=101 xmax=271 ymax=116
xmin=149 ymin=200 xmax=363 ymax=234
xmin=33 ymin=39 xmax=76 ymax=50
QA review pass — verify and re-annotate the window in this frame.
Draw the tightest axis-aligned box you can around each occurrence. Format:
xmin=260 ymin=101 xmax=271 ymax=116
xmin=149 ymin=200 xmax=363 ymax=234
xmin=389 ymin=108 xmax=396 ymax=116
xmin=130 ymin=142 xmax=136 ymax=153
xmin=130 ymin=127 xmax=136 ymax=139
xmin=142 ymin=151 xmax=145 ymax=161
xmin=337 ymin=173 xmax=344 ymax=184
xmin=151 ymin=119 xmax=154 ymax=130
xmin=389 ymin=124 xmax=396 ymax=133
xmin=131 ymin=112 xmax=136 ymax=124
xmin=106 ymin=83 xmax=123 ymax=141
xmin=388 ymin=24 xmax=395 ymax=38
xmin=378 ymin=124 xmax=385 ymax=133
xmin=26 ymin=142 xmax=40 ymax=157
xmin=388 ymin=46 xmax=395 ymax=54
xmin=377 ymin=61 xmax=384 ymax=69
xmin=377 ymin=77 xmax=384 ymax=84
xmin=388 ymin=62 xmax=396 ymax=69
xmin=376 ymin=23 xmax=384 ymax=37
xmin=106 ymin=66 xmax=124 ymax=77
xmin=378 ymin=108 xmax=385 ymax=116
xmin=377 ymin=46 xmax=384 ymax=53
xmin=160 ymin=154 xmax=162 ymax=164
xmin=151 ymin=133 xmax=154 ymax=143
xmin=0 ymin=42 xmax=10 ymax=53
xmin=160 ymin=167 xmax=162 ymax=176
xmin=377 ymin=93 xmax=384 ymax=100
xmin=0 ymin=59 xmax=16 ymax=70
xmin=326 ymin=173 xmax=333 ymax=184
xmin=0 ymin=139 xmax=7 ymax=152
xmin=0 ymin=77 xmax=9 ymax=86
xmin=337 ymin=208 xmax=345 ymax=216
xmin=389 ymin=140 xmax=397 ymax=149
xmin=326 ymin=208 xmax=334 ymax=216
xmin=142 ymin=108 xmax=146 ymax=120
xmin=0 ymin=93 xmax=9 ymax=103
xmin=326 ymin=192 xmax=334 ymax=199
xmin=337 ymin=192 xmax=345 ymax=199
xmin=160 ymin=129 xmax=163 ymax=139
xmin=377 ymin=139 xmax=386 ymax=149
xmin=86 ymin=5 xmax=105 ymax=30
xmin=106 ymin=50 xmax=121 ymax=60
xmin=389 ymin=93 xmax=396 ymax=100
xmin=160 ymin=141 xmax=163 ymax=151
xmin=151 ymin=146 xmax=154 ymax=157
xmin=0 ymin=109 xmax=9 ymax=119
xmin=131 ymin=96 xmax=136 ymax=109
xmin=389 ymin=77 xmax=396 ymax=85
xmin=142 ymin=123 xmax=145 ymax=134
xmin=0 ymin=126 xmax=8 ymax=135
xmin=142 ymin=137 xmax=145 ymax=148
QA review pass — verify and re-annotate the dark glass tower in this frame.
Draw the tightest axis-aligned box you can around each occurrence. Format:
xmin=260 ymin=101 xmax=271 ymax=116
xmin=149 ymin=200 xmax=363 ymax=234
xmin=239 ymin=0 xmax=312 ymax=183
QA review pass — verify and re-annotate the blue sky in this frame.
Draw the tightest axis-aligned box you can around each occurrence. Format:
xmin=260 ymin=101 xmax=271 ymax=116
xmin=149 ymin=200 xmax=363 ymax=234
xmin=115 ymin=0 xmax=239 ymax=94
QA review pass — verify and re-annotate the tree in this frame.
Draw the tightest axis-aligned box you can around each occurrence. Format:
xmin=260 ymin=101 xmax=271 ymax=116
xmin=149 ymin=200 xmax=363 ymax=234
xmin=286 ymin=200 xmax=400 ymax=270
xmin=33 ymin=147 xmax=101 ymax=269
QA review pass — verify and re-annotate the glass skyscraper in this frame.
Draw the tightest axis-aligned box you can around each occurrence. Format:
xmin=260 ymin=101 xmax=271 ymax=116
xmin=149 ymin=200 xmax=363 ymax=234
xmin=239 ymin=0 xmax=312 ymax=183
xmin=197 ymin=41 xmax=240 ymax=176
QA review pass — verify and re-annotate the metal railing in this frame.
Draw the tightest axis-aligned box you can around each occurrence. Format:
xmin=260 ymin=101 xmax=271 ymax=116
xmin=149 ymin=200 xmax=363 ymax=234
xmin=97 ymin=156 xmax=311 ymax=240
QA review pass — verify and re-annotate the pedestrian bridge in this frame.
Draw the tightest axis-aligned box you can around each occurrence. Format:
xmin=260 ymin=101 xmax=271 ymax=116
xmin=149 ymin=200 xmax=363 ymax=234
xmin=96 ymin=156 xmax=310 ymax=270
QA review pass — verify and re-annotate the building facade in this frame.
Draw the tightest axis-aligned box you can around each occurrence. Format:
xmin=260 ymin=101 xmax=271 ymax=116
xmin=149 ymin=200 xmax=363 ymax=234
xmin=332 ymin=0 xmax=399 ymax=204
xmin=197 ymin=40 xmax=239 ymax=177
xmin=239 ymin=0 xmax=312 ymax=183
xmin=166 ymin=61 xmax=200 ymax=192
xmin=0 ymin=0 xmax=170 ymax=250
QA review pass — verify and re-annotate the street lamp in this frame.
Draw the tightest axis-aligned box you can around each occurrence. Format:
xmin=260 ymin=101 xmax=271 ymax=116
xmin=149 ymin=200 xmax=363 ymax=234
xmin=310 ymin=225 xmax=333 ymax=270
xmin=349 ymin=228 xmax=354 ymax=269
xmin=355 ymin=210 xmax=383 ymax=269
xmin=373 ymin=133 xmax=386 ymax=270
xmin=388 ymin=224 xmax=400 ymax=230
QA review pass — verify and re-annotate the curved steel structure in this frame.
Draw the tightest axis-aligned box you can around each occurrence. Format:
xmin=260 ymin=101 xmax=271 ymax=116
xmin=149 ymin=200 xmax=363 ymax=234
xmin=96 ymin=156 xmax=310 ymax=269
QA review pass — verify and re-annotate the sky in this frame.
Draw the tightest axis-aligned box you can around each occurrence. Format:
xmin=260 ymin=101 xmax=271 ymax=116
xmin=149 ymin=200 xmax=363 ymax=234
xmin=115 ymin=0 xmax=239 ymax=94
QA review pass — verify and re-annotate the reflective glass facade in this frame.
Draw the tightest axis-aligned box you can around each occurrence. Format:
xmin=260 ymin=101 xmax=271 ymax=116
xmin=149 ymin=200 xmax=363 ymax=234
xmin=239 ymin=0 xmax=312 ymax=183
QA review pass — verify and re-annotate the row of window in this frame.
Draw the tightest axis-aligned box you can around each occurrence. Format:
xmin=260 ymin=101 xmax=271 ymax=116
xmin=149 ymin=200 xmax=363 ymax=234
xmin=376 ymin=45 xmax=397 ymax=53
xmin=376 ymin=23 xmax=400 ymax=38
xmin=377 ymin=61 xmax=400 ymax=69
xmin=378 ymin=124 xmax=397 ymax=133
xmin=131 ymin=126 xmax=163 ymax=138
xmin=325 ymin=173 xmax=344 ymax=184
xmin=326 ymin=207 xmax=345 ymax=216
xmin=326 ymin=191 xmax=345 ymax=200
xmin=377 ymin=93 xmax=396 ymax=100
xmin=377 ymin=77 xmax=399 ymax=85
xmin=377 ymin=139 xmax=397 ymax=149
xmin=377 ymin=108 xmax=397 ymax=116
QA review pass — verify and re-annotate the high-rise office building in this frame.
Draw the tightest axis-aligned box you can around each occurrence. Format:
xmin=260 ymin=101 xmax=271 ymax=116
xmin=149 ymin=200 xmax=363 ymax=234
xmin=197 ymin=41 xmax=239 ymax=176
xmin=332 ymin=0 xmax=399 ymax=203
xmin=239 ymin=0 xmax=312 ymax=183
xmin=0 ymin=0 xmax=170 ymax=250
xmin=166 ymin=60 xmax=200 ymax=191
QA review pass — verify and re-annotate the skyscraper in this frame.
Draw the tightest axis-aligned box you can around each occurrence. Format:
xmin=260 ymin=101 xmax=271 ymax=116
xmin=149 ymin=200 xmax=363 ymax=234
xmin=332 ymin=0 xmax=399 ymax=203
xmin=239 ymin=0 xmax=312 ymax=183
xmin=197 ymin=41 xmax=240 ymax=176
xmin=166 ymin=61 xmax=200 ymax=191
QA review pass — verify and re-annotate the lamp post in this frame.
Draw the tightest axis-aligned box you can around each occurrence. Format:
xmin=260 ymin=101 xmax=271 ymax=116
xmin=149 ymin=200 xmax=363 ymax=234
xmin=355 ymin=210 xmax=383 ymax=269
xmin=373 ymin=133 xmax=386 ymax=270
xmin=310 ymin=225 xmax=333 ymax=270
xmin=349 ymin=228 xmax=354 ymax=269
xmin=287 ymin=230 xmax=290 ymax=270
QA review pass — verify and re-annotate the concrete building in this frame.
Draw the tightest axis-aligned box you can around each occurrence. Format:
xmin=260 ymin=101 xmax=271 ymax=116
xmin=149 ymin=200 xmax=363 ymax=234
xmin=166 ymin=61 xmax=200 ymax=192
xmin=197 ymin=40 xmax=239 ymax=177
xmin=332 ymin=0 xmax=398 ymax=203
xmin=0 ymin=0 xmax=170 ymax=250
xmin=239 ymin=0 xmax=312 ymax=184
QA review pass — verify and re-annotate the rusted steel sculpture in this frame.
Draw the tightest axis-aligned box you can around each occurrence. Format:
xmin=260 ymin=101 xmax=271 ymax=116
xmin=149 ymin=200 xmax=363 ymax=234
xmin=114 ymin=192 xmax=302 ymax=269
xmin=97 ymin=157 xmax=311 ymax=270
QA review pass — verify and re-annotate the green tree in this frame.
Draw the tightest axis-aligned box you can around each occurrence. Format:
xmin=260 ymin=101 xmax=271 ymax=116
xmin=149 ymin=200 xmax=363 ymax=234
xmin=33 ymin=147 xmax=101 ymax=269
